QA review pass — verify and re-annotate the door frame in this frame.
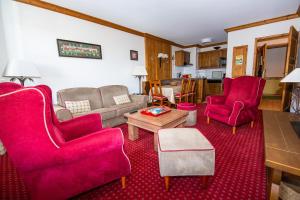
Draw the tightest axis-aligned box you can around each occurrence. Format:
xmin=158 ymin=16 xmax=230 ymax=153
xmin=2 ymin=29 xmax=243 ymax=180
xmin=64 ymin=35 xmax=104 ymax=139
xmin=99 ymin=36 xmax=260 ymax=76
xmin=252 ymin=33 xmax=289 ymax=76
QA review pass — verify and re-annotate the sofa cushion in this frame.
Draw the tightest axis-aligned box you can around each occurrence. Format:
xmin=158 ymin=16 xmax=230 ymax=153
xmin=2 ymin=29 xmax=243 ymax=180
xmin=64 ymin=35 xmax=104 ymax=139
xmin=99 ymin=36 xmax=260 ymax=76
xmin=113 ymin=94 xmax=131 ymax=105
xmin=74 ymin=107 xmax=117 ymax=121
xmin=110 ymin=102 xmax=140 ymax=116
xmin=65 ymin=100 xmax=91 ymax=114
xmin=99 ymin=85 xmax=130 ymax=107
xmin=57 ymin=88 xmax=103 ymax=110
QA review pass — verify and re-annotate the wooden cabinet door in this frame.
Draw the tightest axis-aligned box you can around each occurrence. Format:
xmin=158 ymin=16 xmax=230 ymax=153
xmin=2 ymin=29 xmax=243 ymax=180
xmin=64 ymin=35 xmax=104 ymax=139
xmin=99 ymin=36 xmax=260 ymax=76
xmin=198 ymin=51 xmax=210 ymax=68
xmin=232 ymin=45 xmax=248 ymax=78
xmin=175 ymin=51 xmax=184 ymax=66
xmin=281 ymin=26 xmax=299 ymax=111
xmin=210 ymin=51 xmax=219 ymax=67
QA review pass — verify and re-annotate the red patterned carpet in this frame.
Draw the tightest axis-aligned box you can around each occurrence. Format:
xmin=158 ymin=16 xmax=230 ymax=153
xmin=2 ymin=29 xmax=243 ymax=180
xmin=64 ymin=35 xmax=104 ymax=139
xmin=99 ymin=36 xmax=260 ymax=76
xmin=0 ymin=104 xmax=266 ymax=200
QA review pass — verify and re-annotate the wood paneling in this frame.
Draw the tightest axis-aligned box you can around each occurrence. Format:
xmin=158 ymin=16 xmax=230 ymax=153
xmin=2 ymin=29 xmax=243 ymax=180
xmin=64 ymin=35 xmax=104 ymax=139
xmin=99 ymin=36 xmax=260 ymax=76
xmin=225 ymin=13 xmax=299 ymax=32
xmin=145 ymin=36 xmax=171 ymax=81
xmin=198 ymin=49 xmax=227 ymax=69
xmin=232 ymin=45 xmax=248 ymax=78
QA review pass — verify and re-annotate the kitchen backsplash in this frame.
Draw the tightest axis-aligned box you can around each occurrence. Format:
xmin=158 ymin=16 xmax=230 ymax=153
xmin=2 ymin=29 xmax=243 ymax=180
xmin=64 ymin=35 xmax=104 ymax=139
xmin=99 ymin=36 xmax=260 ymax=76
xmin=196 ymin=68 xmax=226 ymax=79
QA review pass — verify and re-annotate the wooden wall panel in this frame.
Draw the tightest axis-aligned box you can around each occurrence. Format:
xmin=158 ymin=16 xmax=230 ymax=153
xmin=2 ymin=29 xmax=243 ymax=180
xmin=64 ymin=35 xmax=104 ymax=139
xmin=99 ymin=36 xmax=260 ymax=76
xmin=145 ymin=36 xmax=171 ymax=80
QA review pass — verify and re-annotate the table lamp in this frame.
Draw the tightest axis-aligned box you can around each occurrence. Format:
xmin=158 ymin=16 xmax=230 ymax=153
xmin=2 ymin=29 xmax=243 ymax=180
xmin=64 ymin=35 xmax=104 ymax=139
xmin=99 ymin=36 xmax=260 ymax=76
xmin=3 ymin=59 xmax=41 ymax=86
xmin=281 ymin=68 xmax=300 ymax=114
xmin=132 ymin=66 xmax=148 ymax=94
xmin=281 ymin=68 xmax=300 ymax=135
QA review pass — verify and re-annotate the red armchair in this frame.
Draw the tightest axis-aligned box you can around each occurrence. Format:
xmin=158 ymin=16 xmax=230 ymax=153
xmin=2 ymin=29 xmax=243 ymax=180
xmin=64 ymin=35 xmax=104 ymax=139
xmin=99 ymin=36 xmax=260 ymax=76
xmin=0 ymin=83 xmax=131 ymax=200
xmin=204 ymin=76 xmax=265 ymax=134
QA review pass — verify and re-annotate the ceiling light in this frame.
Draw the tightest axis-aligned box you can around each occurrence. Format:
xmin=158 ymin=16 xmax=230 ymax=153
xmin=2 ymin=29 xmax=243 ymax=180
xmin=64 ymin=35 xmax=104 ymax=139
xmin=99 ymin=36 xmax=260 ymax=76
xmin=201 ymin=38 xmax=212 ymax=44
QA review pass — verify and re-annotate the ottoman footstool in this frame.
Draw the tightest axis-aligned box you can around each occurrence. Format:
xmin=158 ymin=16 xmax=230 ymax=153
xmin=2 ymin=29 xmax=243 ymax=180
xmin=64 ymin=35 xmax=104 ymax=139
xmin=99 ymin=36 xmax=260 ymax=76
xmin=158 ymin=128 xmax=215 ymax=190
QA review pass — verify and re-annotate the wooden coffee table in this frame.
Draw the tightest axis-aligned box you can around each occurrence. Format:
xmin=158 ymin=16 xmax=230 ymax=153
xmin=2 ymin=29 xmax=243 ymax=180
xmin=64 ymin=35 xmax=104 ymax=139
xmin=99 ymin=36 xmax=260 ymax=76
xmin=124 ymin=108 xmax=188 ymax=151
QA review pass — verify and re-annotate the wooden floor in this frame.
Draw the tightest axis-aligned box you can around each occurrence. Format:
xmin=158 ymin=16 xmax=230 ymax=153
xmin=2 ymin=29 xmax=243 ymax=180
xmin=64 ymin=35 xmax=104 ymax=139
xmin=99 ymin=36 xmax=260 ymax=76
xmin=259 ymin=98 xmax=282 ymax=111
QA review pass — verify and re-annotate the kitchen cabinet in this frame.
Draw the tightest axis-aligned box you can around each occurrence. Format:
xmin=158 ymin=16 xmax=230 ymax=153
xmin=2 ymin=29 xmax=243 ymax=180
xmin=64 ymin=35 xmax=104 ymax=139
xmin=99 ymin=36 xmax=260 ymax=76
xmin=175 ymin=50 xmax=191 ymax=66
xmin=198 ymin=49 xmax=227 ymax=69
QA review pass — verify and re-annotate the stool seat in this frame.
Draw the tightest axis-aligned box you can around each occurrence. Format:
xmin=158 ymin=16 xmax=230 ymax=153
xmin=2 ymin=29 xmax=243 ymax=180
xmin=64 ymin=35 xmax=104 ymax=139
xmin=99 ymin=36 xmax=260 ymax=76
xmin=158 ymin=128 xmax=215 ymax=191
xmin=158 ymin=128 xmax=213 ymax=151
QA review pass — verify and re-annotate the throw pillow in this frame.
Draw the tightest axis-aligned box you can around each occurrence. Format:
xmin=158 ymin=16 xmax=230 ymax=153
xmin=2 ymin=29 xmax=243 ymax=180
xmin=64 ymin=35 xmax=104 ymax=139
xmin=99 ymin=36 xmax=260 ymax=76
xmin=65 ymin=100 xmax=91 ymax=114
xmin=113 ymin=94 xmax=131 ymax=105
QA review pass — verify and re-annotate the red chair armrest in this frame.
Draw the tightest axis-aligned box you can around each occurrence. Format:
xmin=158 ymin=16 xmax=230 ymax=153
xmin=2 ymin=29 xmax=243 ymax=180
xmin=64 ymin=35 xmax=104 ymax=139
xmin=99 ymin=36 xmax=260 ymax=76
xmin=206 ymin=95 xmax=226 ymax=105
xmin=59 ymin=113 xmax=103 ymax=141
xmin=228 ymin=101 xmax=245 ymax=126
xmin=59 ymin=128 xmax=126 ymax=162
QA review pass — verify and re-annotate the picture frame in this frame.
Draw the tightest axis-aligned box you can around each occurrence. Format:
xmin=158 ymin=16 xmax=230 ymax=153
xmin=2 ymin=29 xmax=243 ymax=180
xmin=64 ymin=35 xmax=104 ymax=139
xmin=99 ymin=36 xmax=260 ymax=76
xmin=57 ymin=39 xmax=102 ymax=59
xmin=130 ymin=50 xmax=138 ymax=61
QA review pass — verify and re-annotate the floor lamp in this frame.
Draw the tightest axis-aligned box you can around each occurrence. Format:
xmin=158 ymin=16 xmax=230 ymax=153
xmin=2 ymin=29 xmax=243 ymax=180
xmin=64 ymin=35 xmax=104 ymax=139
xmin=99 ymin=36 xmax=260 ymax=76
xmin=132 ymin=66 xmax=148 ymax=95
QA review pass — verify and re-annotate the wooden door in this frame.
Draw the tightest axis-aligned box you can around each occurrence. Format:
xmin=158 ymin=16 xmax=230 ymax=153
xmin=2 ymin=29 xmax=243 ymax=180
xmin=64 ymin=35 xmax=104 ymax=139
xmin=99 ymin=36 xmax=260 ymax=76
xmin=232 ymin=45 xmax=248 ymax=78
xmin=281 ymin=26 xmax=299 ymax=111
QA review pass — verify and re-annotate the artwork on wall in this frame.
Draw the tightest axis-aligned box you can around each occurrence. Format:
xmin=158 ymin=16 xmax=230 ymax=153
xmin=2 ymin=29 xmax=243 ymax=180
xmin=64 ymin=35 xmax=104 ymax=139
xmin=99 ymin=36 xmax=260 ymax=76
xmin=130 ymin=50 xmax=138 ymax=61
xmin=57 ymin=39 xmax=102 ymax=59
xmin=235 ymin=55 xmax=244 ymax=65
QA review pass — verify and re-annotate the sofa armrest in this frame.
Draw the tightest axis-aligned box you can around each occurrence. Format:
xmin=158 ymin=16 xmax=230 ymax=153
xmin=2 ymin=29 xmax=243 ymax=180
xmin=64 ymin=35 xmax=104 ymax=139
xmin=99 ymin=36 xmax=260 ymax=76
xmin=206 ymin=95 xmax=226 ymax=105
xmin=130 ymin=94 xmax=148 ymax=107
xmin=53 ymin=104 xmax=73 ymax=121
xmin=227 ymin=101 xmax=245 ymax=126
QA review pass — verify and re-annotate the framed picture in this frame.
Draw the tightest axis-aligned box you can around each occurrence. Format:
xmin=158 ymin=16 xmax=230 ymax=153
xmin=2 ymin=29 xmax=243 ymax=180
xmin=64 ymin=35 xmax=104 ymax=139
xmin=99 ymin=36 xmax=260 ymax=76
xmin=130 ymin=50 xmax=138 ymax=61
xmin=57 ymin=39 xmax=102 ymax=59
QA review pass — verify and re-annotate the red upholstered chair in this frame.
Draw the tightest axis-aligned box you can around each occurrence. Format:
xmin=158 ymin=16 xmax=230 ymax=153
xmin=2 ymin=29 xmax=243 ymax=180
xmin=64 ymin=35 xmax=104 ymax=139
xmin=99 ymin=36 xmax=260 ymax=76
xmin=149 ymin=80 xmax=169 ymax=106
xmin=0 ymin=83 xmax=131 ymax=200
xmin=204 ymin=76 xmax=265 ymax=134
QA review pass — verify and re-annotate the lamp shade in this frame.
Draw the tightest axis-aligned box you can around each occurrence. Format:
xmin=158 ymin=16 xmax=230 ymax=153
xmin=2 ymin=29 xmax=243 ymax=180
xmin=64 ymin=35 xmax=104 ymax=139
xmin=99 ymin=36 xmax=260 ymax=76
xmin=3 ymin=59 xmax=41 ymax=78
xmin=281 ymin=68 xmax=300 ymax=83
xmin=132 ymin=66 xmax=148 ymax=76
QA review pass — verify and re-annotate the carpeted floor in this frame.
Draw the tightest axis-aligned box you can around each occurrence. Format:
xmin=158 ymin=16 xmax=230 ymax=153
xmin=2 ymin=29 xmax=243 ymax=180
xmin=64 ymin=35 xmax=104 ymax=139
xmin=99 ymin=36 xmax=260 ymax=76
xmin=0 ymin=104 xmax=266 ymax=200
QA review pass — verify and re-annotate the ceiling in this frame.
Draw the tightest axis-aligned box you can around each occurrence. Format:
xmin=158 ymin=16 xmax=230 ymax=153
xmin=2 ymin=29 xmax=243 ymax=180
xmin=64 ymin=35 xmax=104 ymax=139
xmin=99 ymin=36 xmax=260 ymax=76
xmin=44 ymin=0 xmax=299 ymax=46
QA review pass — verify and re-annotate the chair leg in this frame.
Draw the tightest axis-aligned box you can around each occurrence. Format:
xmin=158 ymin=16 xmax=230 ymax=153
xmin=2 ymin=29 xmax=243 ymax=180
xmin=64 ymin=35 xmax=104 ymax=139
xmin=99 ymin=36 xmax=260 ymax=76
xmin=232 ymin=127 xmax=236 ymax=134
xmin=202 ymin=176 xmax=209 ymax=188
xmin=207 ymin=117 xmax=210 ymax=124
xmin=121 ymin=176 xmax=126 ymax=189
xmin=164 ymin=176 xmax=170 ymax=191
xmin=250 ymin=121 xmax=254 ymax=128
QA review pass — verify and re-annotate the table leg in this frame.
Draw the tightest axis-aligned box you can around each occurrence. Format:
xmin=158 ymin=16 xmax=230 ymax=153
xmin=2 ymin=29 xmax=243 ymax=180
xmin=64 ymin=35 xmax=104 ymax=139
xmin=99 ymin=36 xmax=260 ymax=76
xmin=177 ymin=123 xmax=184 ymax=128
xmin=267 ymin=166 xmax=274 ymax=200
xmin=128 ymin=124 xmax=139 ymax=141
xmin=154 ymin=132 xmax=158 ymax=152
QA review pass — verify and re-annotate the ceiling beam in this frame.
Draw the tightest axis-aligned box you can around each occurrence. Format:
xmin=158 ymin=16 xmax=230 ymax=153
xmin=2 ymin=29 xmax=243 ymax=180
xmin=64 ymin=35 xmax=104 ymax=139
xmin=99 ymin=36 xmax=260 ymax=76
xmin=225 ymin=10 xmax=299 ymax=32
xmin=200 ymin=41 xmax=227 ymax=48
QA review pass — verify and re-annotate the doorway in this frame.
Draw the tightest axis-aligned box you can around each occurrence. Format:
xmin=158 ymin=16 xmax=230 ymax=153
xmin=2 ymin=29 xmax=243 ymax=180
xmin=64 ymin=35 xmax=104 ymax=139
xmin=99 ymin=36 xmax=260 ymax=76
xmin=253 ymin=26 xmax=299 ymax=111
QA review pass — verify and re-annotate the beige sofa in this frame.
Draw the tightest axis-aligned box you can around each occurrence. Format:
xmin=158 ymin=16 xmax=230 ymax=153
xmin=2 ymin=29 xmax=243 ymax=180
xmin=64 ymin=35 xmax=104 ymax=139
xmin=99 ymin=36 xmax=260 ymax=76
xmin=54 ymin=85 xmax=148 ymax=127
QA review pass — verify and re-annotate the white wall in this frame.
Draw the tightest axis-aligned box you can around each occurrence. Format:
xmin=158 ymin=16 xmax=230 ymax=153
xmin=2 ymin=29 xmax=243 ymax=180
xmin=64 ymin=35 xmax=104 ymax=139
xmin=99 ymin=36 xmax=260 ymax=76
xmin=265 ymin=47 xmax=286 ymax=77
xmin=0 ymin=1 xmax=145 ymax=101
xmin=0 ymin=2 xmax=8 ymax=82
xmin=226 ymin=18 xmax=300 ymax=77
